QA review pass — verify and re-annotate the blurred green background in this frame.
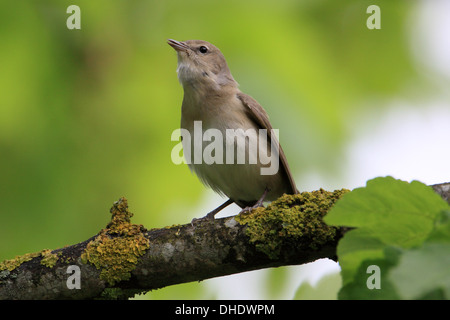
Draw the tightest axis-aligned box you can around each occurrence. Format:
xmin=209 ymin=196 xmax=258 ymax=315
xmin=0 ymin=0 xmax=444 ymax=299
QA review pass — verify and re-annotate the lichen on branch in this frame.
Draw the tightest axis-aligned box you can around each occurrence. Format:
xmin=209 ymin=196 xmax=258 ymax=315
xmin=236 ymin=189 xmax=349 ymax=259
xmin=0 ymin=189 xmax=351 ymax=299
xmin=80 ymin=197 xmax=150 ymax=285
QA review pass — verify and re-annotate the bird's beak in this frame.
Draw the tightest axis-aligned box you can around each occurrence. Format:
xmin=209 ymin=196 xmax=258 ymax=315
xmin=167 ymin=39 xmax=190 ymax=52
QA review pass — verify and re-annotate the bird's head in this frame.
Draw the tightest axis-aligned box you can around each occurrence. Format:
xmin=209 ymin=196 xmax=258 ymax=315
xmin=168 ymin=39 xmax=237 ymax=90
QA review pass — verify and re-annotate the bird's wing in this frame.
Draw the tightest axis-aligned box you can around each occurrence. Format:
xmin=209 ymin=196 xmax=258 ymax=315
xmin=237 ymin=92 xmax=299 ymax=194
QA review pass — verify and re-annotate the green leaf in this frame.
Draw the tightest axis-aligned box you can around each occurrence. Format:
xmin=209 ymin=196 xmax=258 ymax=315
xmin=427 ymin=209 xmax=450 ymax=242
xmin=334 ymin=229 xmax=385 ymax=283
xmin=324 ymin=176 xmax=450 ymax=297
xmin=389 ymin=210 xmax=450 ymax=299
xmin=325 ymin=177 xmax=448 ymax=232
xmin=338 ymin=255 xmax=400 ymax=300
xmin=389 ymin=242 xmax=450 ymax=299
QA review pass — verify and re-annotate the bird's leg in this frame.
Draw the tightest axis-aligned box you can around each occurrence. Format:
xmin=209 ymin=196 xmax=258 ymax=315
xmin=205 ymin=198 xmax=234 ymax=219
xmin=191 ymin=198 xmax=234 ymax=225
xmin=239 ymin=188 xmax=270 ymax=214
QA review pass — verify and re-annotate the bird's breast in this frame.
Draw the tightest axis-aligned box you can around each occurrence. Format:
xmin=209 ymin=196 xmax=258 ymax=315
xmin=180 ymin=94 xmax=285 ymax=203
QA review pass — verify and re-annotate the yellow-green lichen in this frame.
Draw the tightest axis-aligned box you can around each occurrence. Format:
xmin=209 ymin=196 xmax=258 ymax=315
xmin=0 ymin=251 xmax=41 ymax=272
xmin=80 ymin=197 xmax=150 ymax=286
xmin=40 ymin=249 xmax=59 ymax=268
xmin=0 ymin=248 xmax=59 ymax=272
xmin=235 ymin=189 xmax=350 ymax=259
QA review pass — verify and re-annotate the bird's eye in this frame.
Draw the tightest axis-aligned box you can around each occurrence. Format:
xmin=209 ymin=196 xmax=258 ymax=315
xmin=199 ymin=46 xmax=208 ymax=54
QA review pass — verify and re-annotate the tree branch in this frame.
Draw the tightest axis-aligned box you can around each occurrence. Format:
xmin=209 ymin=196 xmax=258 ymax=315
xmin=431 ymin=182 xmax=450 ymax=204
xmin=1 ymin=183 xmax=449 ymax=300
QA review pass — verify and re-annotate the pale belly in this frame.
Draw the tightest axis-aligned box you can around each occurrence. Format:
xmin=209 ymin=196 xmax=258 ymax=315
xmin=182 ymin=120 xmax=287 ymax=205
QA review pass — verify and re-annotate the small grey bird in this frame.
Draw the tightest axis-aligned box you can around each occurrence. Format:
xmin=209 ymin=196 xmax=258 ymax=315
xmin=168 ymin=39 xmax=298 ymax=219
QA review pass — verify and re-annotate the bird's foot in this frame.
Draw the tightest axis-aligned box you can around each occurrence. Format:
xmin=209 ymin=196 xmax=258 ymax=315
xmin=190 ymin=211 xmax=215 ymax=226
xmin=239 ymin=188 xmax=269 ymax=215
xmin=190 ymin=199 xmax=234 ymax=226
xmin=239 ymin=201 xmax=265 ymax=215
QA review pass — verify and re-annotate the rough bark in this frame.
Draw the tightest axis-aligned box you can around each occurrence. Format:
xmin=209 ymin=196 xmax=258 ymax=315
xmin=0 ymin=183 xmax=448 ymax=300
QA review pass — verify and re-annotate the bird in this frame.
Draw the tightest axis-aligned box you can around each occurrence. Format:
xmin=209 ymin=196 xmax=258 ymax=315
xmin=168 ymin=39 xmax=298 ymax=220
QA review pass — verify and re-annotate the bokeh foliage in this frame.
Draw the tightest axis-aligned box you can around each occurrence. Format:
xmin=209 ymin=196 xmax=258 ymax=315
xmin=0 ymin=0 xmax=427 ymax=298
xmin=325 ymin=177 xmax=450 ymax=299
